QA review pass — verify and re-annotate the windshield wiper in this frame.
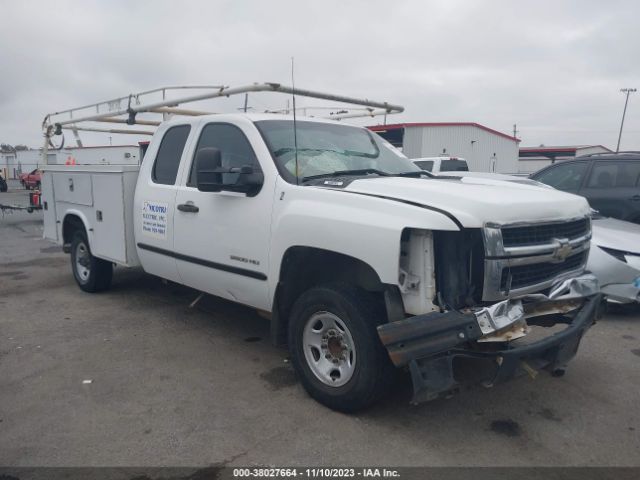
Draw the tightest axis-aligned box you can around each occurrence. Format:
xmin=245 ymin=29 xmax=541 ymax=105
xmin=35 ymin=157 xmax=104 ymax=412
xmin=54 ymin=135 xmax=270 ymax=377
xmin=302 ymin=169 xmax=393 ymax=182
xmin=302 ymin=169 xmax=434 ymax=183
xmin=274 ymin=147 xmax=376 ymax=158
xmin=394 ymin=170 xmax=434 ymax=178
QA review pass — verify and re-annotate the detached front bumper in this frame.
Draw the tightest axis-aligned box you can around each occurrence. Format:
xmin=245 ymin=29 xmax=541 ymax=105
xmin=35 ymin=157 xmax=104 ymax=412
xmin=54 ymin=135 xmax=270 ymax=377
xmin=377 ymin=274 xmax=602 ymax=404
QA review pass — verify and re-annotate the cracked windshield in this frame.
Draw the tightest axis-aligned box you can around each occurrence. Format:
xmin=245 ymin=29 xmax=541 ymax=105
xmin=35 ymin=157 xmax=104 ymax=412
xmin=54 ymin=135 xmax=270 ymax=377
xmin=255 ymin=120 xmax=421 ymax=182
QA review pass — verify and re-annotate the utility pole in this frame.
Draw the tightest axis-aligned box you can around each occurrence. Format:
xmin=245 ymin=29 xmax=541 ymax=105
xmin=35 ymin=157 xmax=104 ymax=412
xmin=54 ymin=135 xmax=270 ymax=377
xmin=513 ymin=124 xmax=518 ymax=139
xmin=616 ymin=88 xmax=636 ymax=152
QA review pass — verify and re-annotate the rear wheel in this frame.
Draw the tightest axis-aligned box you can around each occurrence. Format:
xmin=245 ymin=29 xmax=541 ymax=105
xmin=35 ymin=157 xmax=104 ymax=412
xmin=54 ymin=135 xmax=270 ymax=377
xmin=288 ymin=284 xmax=395 ymax=412
xmin=71 ymin=231 xmax=113 ymax=292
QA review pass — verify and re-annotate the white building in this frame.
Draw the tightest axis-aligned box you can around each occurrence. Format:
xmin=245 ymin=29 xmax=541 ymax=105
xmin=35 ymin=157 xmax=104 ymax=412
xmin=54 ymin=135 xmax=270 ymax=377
xmin=369 ymin=122 xmax=520 ymax=173
xmin=518 ymin=145 xmax=613 ymax=174
xmin=1 ymin=145 xmax=140 ymax=179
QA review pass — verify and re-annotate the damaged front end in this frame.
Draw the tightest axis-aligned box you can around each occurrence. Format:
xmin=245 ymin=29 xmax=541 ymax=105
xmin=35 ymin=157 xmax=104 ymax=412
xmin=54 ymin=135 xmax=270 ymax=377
xmin=378 ymin=275 xmax=601 ymax=403
xmin=386 ymin=220 xmax=600 ymax=404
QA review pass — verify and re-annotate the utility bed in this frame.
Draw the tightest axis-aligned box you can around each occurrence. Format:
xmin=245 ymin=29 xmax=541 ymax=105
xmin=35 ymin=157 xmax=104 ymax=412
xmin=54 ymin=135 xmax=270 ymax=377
xmin=42 ymin=165 xmax=141 ymax=267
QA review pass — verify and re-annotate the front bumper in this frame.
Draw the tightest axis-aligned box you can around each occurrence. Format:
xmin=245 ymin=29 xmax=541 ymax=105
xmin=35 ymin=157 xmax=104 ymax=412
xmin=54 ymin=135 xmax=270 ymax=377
xmin=377 ymin=274 xmax=602 ymax=404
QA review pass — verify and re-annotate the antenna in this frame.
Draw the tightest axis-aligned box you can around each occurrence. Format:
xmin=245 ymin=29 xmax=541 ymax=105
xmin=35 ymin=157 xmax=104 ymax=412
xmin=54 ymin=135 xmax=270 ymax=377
xmin=291 ymin=57 xmax=299 ymax=185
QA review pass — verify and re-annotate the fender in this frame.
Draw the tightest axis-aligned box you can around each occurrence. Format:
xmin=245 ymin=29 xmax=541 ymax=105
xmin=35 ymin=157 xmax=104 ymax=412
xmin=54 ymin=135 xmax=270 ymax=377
xmin=267 ymin=178 xmax=460 ymax=300
xmin=61 ymin=209 xmax=93 ymax=251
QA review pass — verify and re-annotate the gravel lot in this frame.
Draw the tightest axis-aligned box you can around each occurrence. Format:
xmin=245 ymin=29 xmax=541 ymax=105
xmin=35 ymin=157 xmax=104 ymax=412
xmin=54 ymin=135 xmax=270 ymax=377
xmin=1 ymin=187 xmax=640 ymax=467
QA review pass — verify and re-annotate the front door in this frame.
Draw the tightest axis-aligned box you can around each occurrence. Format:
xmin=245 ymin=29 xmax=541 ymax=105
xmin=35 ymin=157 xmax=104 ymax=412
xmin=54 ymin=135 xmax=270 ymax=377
xmin=173 ymin=121 xmax=274 ymax=310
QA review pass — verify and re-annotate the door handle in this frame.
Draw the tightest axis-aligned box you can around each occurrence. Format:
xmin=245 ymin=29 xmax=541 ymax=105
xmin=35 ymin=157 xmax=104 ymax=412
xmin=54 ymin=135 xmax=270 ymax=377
xmin=631 ymin=195 xmax=640 ymax=201
xmin=177 ymin=203 xmax=199 ymax=213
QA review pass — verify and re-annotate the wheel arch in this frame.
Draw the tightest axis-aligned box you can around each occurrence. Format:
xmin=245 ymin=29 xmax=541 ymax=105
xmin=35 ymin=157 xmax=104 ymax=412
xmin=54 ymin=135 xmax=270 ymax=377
xmin=270 ymin=246 xmax=400 ymax=346
xmin=62 ymin=211 xmax=92 ymax=251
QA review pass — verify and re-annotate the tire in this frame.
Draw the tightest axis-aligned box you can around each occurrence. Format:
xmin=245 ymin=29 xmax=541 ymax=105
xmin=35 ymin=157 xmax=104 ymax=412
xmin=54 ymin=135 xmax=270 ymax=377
xmin=70 ymin=231 xmax=113 ymax=293
xmin=288 ymin=284 xmax=395 ymax=412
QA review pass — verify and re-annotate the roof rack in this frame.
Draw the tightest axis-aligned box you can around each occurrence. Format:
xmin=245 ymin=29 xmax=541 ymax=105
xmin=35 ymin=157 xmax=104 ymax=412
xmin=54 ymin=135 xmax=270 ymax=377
xmin=579 ymin=151 xmax=640 ymax=157
xmin=41 ymin=82 xmax=404 ymax=162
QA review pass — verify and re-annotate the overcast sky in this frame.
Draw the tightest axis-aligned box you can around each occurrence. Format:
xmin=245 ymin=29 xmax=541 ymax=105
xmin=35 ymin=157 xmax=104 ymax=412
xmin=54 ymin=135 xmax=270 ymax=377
xmin=1 ymin=0 xmax=639 ymax=150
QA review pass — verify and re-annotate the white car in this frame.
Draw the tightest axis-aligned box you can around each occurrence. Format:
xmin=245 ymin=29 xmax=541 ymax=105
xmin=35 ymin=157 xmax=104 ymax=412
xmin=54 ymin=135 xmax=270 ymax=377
xmin=589 ymin=215 xmax=640 ymax=303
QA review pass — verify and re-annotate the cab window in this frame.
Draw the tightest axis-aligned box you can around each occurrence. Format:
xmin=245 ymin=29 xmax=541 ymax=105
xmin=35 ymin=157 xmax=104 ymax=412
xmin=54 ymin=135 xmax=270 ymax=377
xmin=414 ymin=160 xmax=434 ymax=172
xmin=152 ymin=125 xmax=191 ymax=185
xmin=188 ymin=123 xmax=261 ymax=187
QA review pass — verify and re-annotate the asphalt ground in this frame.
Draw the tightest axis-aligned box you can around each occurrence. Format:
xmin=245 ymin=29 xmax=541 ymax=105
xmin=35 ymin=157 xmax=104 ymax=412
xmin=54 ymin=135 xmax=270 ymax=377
xmin=1 ymin=186 xmax=639 ymax=467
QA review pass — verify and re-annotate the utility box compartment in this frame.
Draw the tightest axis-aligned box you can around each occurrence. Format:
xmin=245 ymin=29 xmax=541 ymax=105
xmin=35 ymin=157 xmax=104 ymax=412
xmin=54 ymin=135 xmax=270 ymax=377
xmin=42 ymin=165 xmax=141 ymax=267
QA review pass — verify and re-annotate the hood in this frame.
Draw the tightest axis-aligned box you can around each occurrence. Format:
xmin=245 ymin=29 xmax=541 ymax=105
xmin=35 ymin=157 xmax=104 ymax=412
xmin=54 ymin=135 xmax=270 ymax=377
xmin=438 ymin=171 xmax=553 ymax=188
xmin=338 ymin=176 xmax=590 ymax=228
xmin=592 ymin=217 xmax=640 ymax=254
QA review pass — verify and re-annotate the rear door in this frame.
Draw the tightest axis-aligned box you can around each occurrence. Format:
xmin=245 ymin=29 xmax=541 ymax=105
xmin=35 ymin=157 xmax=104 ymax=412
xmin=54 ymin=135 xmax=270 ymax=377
xmin=134 ymin=124 xmax=192 ymax=282
xmin=579 ymin=160 xmax=640 ymax=222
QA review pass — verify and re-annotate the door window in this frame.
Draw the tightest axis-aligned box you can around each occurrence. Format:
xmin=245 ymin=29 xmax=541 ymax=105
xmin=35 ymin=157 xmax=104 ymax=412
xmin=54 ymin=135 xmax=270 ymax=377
xmin=533 ymin=161 xmax=588 ymax=191
xmin=586 ymin=161 xmax=640 ymax=188
xmin=152 ymin=125 xmax=191 ymax=185
xmin=188 ymin=123 xmax=261 ymax=186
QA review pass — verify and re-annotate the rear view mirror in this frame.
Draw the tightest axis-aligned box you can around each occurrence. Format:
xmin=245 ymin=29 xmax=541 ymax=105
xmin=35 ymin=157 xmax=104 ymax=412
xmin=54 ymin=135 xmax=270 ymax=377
xmin=195 ymin=147 xmax=264 ymax=196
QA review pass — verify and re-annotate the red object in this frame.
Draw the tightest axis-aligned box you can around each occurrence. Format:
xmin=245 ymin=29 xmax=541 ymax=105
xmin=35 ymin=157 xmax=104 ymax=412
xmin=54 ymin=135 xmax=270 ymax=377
xmin=21 ymin=169 xmax=42 ymax=189
xmin=29 ymin=191 xmax=41 ymax=207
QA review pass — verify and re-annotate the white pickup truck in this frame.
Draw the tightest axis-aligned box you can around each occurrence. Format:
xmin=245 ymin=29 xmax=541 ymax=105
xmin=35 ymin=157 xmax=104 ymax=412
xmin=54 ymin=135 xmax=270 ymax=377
xmin=41 ymin=84 xmax=601 ymax=412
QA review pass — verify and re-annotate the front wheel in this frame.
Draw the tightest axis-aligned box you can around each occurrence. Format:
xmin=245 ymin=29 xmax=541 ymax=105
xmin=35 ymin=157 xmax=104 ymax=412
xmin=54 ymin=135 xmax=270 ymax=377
xmin=288 ymin=284 xmax=395 ymax=412
xmin=71 ymin=231 xmax=113 ymax=292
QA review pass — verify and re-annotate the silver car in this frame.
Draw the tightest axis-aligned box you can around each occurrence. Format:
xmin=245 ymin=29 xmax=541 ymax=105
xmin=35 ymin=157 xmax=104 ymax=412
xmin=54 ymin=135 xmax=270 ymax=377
xmin=590 ymin=215 xmax=640 ymax=303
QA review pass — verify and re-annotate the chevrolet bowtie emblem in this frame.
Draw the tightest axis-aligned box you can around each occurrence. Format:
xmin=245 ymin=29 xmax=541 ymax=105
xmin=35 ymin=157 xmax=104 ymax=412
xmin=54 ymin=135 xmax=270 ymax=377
xmin=552 ymin=239 xmax=572 ymax=261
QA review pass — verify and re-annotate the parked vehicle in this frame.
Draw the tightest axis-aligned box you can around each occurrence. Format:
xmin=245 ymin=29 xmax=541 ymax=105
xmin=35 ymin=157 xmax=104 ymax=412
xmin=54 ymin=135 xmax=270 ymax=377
xmin=20 ymin=169 xmax=42 ymax=190
xmin=0 ymin=173 xmax=7 ymax=192
xmin=413 ymin=156 xmax=469 ymax=174
xmin=530 ymin=152 xmax=640 ymax=224
xmin=41 ymin=84 xmax=601 ymax=411
xmin=588 ymin=215 xmax=640 ymax=304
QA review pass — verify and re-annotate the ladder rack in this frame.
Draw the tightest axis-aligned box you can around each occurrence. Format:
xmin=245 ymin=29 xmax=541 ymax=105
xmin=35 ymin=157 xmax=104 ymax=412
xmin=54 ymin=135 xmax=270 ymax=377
xmin=41 ymin=82 xmax=404 ymax=163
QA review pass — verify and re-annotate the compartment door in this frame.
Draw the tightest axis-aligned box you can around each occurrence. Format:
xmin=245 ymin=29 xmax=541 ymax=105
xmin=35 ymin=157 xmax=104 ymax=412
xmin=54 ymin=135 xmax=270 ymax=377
xmin=41 ymin=173 xmax=58 ymax=241
xmin=92 ymin=174 xmax=127 ymax=263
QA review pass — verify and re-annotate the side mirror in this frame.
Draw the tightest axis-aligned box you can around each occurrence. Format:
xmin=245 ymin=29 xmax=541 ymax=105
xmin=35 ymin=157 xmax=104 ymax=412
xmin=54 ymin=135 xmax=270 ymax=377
xmin=195 ymin=147 xmax=264 ymax=195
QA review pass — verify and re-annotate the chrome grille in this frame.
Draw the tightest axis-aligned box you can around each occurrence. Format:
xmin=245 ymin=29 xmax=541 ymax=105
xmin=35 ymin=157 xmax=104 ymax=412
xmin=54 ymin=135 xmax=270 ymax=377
xmin=502 ymin=218 xmax=589 ymax=247
xmin=482 ymin=217 xmax=591 ymax=301
xmin=500 ymin=251 xmax=588 ymax=290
